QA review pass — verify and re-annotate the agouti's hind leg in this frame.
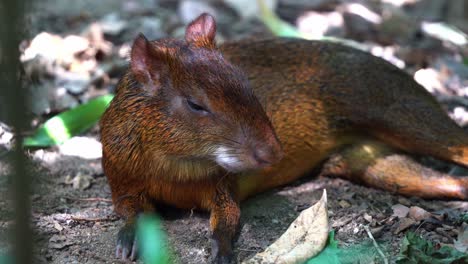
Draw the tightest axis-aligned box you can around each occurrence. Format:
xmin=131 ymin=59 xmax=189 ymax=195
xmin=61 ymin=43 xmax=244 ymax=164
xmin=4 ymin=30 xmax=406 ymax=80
xmin=321 ymin=140 xmax=468 ymax=200
xmin=372 ymin=97 xmax=468 ymax=167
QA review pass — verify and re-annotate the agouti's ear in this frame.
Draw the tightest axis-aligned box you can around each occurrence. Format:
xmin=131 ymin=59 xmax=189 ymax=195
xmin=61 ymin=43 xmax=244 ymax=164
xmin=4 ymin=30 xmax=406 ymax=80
xmin=185 ymin=13 xmax=216 ymax=48
xmin=130 ymin=33 xmax=168 ymax=93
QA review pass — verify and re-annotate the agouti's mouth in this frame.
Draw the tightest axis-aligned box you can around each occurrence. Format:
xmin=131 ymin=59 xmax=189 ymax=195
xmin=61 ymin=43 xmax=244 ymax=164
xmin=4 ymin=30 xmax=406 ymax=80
xmin=214 ymin=146 xmax=246 ymax=172
xmin=214 ymin=145 xmax=283 ymax=172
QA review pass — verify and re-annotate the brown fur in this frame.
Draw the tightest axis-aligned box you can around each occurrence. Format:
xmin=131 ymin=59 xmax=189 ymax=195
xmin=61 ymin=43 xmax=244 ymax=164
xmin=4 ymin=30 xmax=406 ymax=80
xmin=220 ymin=38 xmax=468 ymax=200
xmin=100 ymin=13 xmax=467 ymax=263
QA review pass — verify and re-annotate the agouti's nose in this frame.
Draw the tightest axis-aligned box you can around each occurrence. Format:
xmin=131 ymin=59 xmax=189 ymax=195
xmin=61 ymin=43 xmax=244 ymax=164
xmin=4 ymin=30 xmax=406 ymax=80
xmin=252 ymin=141 xmax=283 ymax=167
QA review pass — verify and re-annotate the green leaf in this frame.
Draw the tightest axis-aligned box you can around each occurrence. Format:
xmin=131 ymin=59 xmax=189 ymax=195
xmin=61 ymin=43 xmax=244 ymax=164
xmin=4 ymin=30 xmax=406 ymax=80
xmin=307 ymin=230 xmax=386 ymax=264
xmin=396 ymin=232 xmax=468 ymax=264
xmin=0 ymin=253 xmax=13 ymax=264
xmin=257 ymin=0 xmax=303 ymax=39
xmin=137 ymin=213 xmax=171 ymax=264
xmin=256 ymin=0 xmax=368 ymax=51
xmin=23 ymin=94 xmax=114 ymax=147
xmin=307 ymin=231 xmax=340 ymax=264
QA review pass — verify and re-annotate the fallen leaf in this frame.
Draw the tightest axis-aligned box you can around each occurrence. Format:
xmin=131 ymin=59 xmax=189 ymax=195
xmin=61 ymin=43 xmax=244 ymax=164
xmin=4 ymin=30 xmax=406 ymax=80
xmin=243 ymin=189 xmax=329 ymax=264
xmin=394 ymin=218 xmax=416 ymax=234
xmin=363 ymin=213 xmax=373 ymax=223
xmin=392 ymin=204 xmax=409 ymax=218
xmin=370 ymin=226 xmax=384 ymax=237
xmin=408 ymin=206 xmax=432 ymax=222
xmin=53 ymin=221 xmax=64 ymax=231
xmin=338 ymin=200 xmax=351 ymax=208
xmin=454 ymin=223 xmax=468 ymax=253
xmin=65 ymin=173 xmax=93 ymax=190
xmin=331 ymin=217 xmax=352 ymax=228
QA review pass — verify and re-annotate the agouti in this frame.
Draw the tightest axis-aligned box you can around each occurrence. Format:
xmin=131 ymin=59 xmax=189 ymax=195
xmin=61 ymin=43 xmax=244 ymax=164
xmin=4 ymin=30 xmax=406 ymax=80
xmin=100 ymin=13 xmax=468 ymax=263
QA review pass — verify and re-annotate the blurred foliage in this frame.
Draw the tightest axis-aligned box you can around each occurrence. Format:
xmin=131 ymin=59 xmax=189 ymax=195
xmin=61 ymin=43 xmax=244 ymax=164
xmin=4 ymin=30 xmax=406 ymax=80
xmin=257 ymin=0 xmax=302 ymax=38
xmin=307 ymin=231 xmax=340 ymax=264
xmin=137 ymin=213 xmax=172 ymax=264
xmin=0 ymin=254 xmax=12 ymax=264
xmin=23 ymin=95 xmax=113 ymax=147
xmin=421 ymin=22 xmax=467 ymax=46
xmin=257 ymin=0 xmax=366 ymax=51
xmin=396 ymin=232 xmax=468 ymax=264
xmin=307 ymin=231 xmax=385 ymax=263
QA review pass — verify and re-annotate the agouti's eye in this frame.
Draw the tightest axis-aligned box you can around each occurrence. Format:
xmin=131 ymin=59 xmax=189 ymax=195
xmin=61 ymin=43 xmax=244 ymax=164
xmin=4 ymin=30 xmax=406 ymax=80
xmin=187 ymin=99 xmax=209 ymax=114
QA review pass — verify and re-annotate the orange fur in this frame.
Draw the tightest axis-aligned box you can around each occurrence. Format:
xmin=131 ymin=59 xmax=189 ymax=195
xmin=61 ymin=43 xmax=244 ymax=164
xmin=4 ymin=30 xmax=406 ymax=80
xmin=100 ymin=13 xmax=467 ymax=263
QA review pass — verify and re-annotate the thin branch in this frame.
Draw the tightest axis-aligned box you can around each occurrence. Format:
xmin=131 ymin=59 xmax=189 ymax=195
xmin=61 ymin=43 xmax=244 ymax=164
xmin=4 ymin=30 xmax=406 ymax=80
xmin=71 ymin=215 xmax=119 ymax=222
xmin=65 ymin=196 xmax=112 ymax=203
xmin=364 ymin=225 xmax=388 ymax=264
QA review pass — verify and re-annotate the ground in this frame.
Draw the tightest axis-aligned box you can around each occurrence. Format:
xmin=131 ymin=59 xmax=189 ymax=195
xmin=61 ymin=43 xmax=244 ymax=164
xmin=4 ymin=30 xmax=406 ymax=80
xmin=1 ymin=0 xmax=468 ymax=263
xmin=1 ymin=147 xmax=466 ymax=263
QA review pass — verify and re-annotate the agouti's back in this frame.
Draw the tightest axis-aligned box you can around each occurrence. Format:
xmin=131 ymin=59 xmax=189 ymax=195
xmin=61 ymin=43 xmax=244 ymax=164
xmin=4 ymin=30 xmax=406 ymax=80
xmin=221 ymin=38 xmax=467 ymax=197
xmin=101 ymin=13 xmax=467 ymax=262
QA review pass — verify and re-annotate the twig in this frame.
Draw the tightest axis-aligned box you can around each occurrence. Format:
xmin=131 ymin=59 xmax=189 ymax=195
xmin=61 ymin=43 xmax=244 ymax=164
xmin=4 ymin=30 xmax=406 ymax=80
xmin=71 ymin=215 xmax=119 ymax=222
xmin=189 ymin=207 xmax=195 ymax=218
xmin=415 ymin=220 xmax=426 ymax=232
xmin=364 ymin=225 xmax=388 ymax=264
xmin=79 ymin=197 xmax=112 ymax=202
xmin=65 ymin=196 xmax=112 ymax=203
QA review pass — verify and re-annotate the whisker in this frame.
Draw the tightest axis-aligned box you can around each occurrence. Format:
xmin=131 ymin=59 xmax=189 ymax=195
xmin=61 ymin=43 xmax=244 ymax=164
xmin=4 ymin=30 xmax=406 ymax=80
xmin=206 ymin=133 xmax=242 ymax=146
xmin=217 ymin=171 xmax=231 ymax=187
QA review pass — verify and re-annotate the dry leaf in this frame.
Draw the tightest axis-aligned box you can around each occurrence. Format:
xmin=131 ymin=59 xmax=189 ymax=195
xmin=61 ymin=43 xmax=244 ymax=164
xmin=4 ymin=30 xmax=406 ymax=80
xmin=454 ymin=223 xmax=468 ymax=253
xmin=331 ymin=217 xmax=352 ymax=228
xmin=243 ymin=189 xmax=329 ymax=264
xmin=338 ymin=200 xmax=351 ymax=208
xmin=53 ymin=221 xmax=64 ymax=231
xmin=392 ymin=204 xmax=409 ymax=218
xmin=363 ymin=213 xmax=373 ymax=223
xmin=408 ymin=206 xmax=432 ymax=222
xmin=394 ymin=217 xmax=416 ymax=234
xmin=65 ymin=173 xmax=93 ymax=190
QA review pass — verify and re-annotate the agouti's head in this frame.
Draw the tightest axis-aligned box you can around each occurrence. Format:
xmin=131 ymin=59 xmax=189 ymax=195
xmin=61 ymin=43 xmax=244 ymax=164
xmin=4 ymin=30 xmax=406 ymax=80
xmin=125 ymin=13 xmax=282 ymax=173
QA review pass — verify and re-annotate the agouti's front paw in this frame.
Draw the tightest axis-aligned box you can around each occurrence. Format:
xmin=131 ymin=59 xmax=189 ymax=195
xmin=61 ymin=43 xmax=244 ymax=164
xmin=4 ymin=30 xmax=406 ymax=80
xmin=213 ymin=254 xmax=233 ymax=264
xmin=116 ymin=222 xmax=138 ymax=261
xmin=211 ymin=238 xmax=233 ymax=264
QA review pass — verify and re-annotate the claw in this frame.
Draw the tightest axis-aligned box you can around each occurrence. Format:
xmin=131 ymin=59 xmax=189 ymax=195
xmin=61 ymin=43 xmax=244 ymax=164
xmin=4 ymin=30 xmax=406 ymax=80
xmin=115 ymin=244 xmax=122 ymax=259
xmin=129 ymin=239 xmax=138 ymax=260
xmin=122 ymin=247 xmax=129 ymax=261
xmin=116 ymin=222 xmax=137 ymax=261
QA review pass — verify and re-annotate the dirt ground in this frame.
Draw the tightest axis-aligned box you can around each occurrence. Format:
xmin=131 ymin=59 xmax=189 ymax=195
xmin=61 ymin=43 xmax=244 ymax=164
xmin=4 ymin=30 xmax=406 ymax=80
xmin=1 ymin=0 xmax=468 ymax=263
xmin=1 ymin=145 xmax=466 ymax=263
